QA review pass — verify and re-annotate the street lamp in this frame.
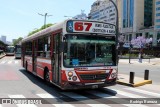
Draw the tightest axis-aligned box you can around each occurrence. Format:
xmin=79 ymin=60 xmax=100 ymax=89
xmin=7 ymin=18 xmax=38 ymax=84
xmin=109 ymin=0 xmax=119 ymax=64
xmin=38 ymin=13 xmax=52 ymax=29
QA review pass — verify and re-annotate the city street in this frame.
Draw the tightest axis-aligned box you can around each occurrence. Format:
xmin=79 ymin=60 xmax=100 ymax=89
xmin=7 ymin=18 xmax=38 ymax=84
xmin=0 ymin=56 xmax=159 ymax=107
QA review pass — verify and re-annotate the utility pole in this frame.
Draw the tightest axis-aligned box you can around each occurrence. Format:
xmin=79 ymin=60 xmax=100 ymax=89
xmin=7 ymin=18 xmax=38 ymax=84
xmin=109 ymin=0 xmax=119 ymax=64
xmin=38 ymin=13 xmax=52 ymax=29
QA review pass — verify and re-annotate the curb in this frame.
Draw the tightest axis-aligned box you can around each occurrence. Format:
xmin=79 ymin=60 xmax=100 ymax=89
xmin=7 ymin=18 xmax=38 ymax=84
xmin=117 ymin=80 xmax=152 ymax=87
xmin=0 ymin=54 xmax=6 ymax=59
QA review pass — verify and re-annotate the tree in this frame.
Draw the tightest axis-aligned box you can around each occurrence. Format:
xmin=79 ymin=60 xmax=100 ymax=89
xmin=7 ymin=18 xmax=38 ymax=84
xmin=131 ymin=36 xmax=152 ymax=48
xmin=12 ymin=37 xmax=23 ymax=46
xmin=28 ymin=23 xmax=53 ymax=36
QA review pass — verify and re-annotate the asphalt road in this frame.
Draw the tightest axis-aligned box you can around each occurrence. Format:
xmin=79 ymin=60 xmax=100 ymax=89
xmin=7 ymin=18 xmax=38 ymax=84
xmin=0 ymin=56 xmax=159 ymax=107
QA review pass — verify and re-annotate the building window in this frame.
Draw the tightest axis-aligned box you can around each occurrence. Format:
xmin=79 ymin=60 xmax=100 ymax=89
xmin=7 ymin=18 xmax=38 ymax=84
xmin=129 ymin=0 xmax=134 ymax=27
xmin=144 ymin=0 xmax=152 ymax=27
xmin=156 ymin=19 xmax=160 ymax=22
xmin=123 ymin=0 xmax=128 ymax=28
xmin=156 ymin=1 xmax=160 ymax=5
xmin=156 ymin=25 xmax=160 ymax=29
xmin=156 ymin=13 xmax=160 ymax=16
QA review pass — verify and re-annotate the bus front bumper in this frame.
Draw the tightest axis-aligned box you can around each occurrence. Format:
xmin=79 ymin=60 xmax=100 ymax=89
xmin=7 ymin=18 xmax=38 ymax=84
xmin=61 ymin=79 xmax=117 ymax=90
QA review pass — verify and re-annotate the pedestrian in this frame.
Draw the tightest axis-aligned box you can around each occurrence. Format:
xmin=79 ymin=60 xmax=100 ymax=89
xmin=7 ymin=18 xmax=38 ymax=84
xmin=138 ymin=53 xmax=142 ymax=63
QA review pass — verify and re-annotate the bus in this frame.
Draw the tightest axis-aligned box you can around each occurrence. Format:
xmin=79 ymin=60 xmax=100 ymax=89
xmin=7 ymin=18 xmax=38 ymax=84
xmin=15 ymin=44 xmax=21 ymax=59
xmin=6 ymin=46 xmax=15 ymax=56
xmin=21 ymin=19 xmax=118 ymax=90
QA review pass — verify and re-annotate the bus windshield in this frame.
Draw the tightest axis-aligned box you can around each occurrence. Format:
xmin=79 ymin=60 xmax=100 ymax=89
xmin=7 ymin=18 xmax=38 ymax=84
xmin=15 ymin=45 xmax=21 ymax=54
xmin=63 ymin=34 xmax=116 ymax=67
xmin=6 ymin=46 xmax=14 ymax=53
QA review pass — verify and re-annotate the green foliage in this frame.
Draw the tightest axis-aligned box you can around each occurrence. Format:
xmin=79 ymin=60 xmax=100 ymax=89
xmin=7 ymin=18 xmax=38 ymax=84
xmin=0 ymin=40 xmax=5 ymax=46
xmin=12 ymin=37 xmax=23 ymax=46
xmin=28 ymin=23 xmax=53 ymax=36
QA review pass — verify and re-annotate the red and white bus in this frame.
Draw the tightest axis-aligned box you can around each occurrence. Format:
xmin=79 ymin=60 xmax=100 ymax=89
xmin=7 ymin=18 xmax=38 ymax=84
xmin=21 ymin=19 xmax=118 ymax=90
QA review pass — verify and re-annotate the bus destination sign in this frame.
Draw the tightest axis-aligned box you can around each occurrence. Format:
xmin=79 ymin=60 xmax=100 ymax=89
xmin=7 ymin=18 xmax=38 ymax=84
xmin=66 ymin=20 xmax=116 ymax=34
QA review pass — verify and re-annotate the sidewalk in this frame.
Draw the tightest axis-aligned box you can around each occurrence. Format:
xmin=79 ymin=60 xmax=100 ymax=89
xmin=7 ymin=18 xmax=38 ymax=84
xmin=119 ymin=58 xmax=160 ymax=65
xmin=117 ymin=73 xmax=152 ymax=87
xmin=0 ymin=53 xmax=6 ymax=59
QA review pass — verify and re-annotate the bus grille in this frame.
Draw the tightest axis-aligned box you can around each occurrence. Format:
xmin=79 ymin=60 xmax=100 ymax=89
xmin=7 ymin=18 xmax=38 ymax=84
xmin=80 ymin=74 xmax=109 ymax=80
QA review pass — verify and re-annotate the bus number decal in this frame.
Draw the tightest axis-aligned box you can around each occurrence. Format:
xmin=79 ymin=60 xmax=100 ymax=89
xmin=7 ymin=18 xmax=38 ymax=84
xmin=74 ymin=22 xmax=92 ymax=31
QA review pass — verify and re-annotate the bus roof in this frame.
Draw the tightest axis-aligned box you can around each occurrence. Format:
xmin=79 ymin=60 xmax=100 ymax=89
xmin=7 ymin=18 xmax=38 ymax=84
xmin=21 ymin=19 xmax=116 ymax=43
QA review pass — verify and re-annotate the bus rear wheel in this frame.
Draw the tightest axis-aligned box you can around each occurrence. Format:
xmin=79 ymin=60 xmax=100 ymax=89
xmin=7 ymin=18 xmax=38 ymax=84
xmin=44 ymin=69 xmax=50 ymax=83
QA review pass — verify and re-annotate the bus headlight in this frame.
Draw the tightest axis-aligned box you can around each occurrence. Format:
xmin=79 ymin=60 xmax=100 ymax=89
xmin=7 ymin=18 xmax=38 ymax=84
xmin=72 ymin=76 xmax=77 ymax=81
xmin=68 ymin=71 xmax=73 ymax=77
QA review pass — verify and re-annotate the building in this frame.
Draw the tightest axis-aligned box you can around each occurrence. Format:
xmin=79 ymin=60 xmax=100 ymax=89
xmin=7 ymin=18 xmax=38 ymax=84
xmin=0 ymin=35 xmax=6 ymax=44
xmin=89 ymin=0 xmax=122 ymax=29
xmin=121 ymin=0 xmax=157 ymax=46
xmin=73 ymin=10 xmax=88 ymax=20
xmin=155 ymin=0 xmax=160 ymax=44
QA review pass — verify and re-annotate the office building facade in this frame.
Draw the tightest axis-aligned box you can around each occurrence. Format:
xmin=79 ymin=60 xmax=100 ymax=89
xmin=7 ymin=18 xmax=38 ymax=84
xmin=0 ymin=36 xmax=6 ymax=44
xmin=89 ymin=0 xmax=122 ymax=29
xmin=122 ymin=0 xmax=158 ymax=46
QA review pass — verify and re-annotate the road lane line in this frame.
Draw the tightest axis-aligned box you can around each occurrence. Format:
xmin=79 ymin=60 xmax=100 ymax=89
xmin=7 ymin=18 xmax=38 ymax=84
xmin=15 ymin=61 xmax=18 ymax=64
xmin=1 ymin=61 xmax=6 ymax=64
xmin=105 ymin=88 xmax=146 ymax=98
xmin=37 ymin=93 xmax=75 ymax=107
xmin=36 ymin=93 xmax=56 ymax=98
xmin=61 ymin=92 xmax=111 ymax=107
xmin=125 ymin=88 xmax=160 ymax=97
xmin=8 ymin=61 xmax=12 ymax=64
xmin=87 ymin=90 xmax=148 ymax=107
xmin=9 ymin=95 xmax=37 ymax=107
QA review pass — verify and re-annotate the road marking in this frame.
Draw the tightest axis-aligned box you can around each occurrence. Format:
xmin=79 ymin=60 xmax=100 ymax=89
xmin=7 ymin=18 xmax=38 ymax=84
xmin=125 ymin=88 xmax=160 ymax=97
xmin=15 ymin=61 xmax=19 ymax=64
xmin=8 ymin=61 xmax=12 ymax=64
xmin=36 ymin=93 xmax=56 ymax=98
xmin=108 ymin=89 xmax=146 ymax=98
xmin=0 ymin=61 xmax=6 ymax=64
xmin=0 ymin=104 xmax=2 ymax=107
xmin=87 ymin=90 xmax=148 ymax=107
xmin=37 ymin=93 xmax=75 ymax=107
xmin=61 ymin=92 xmax=111 ymax=107
xmin=9 ymin=95 xmax=37 ymax=107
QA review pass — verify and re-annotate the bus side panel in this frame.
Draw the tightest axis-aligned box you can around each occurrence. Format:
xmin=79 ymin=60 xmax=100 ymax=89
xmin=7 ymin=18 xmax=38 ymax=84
xmin=25 ymin=56 xmax=32 ymax=72
xmin=36 ymin=58 xmax=52 ymax=79
xmin=36 ymin=66 xmax=44 ymax=79
xmin=27 ymin=62 xmax=33 ymax=72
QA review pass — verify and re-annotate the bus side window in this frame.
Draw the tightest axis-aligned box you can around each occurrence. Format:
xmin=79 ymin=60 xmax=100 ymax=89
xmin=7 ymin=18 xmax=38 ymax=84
xmin=37 ymin=35 xmax=51 ymax=58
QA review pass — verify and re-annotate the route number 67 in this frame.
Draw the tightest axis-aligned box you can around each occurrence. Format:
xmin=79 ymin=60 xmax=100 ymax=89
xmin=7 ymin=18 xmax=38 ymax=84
xmin=74 ymin=22 xmax=92 ymax=31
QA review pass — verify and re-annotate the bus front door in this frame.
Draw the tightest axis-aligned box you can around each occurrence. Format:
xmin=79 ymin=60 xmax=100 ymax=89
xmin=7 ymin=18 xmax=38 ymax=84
xmin=52 ymin=34 xmax=61 ymax=84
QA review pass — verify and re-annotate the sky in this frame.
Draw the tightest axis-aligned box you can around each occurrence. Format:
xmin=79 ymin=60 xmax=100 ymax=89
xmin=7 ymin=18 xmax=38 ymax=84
xmin=0 ymin=0 xmax=95 ymax=42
